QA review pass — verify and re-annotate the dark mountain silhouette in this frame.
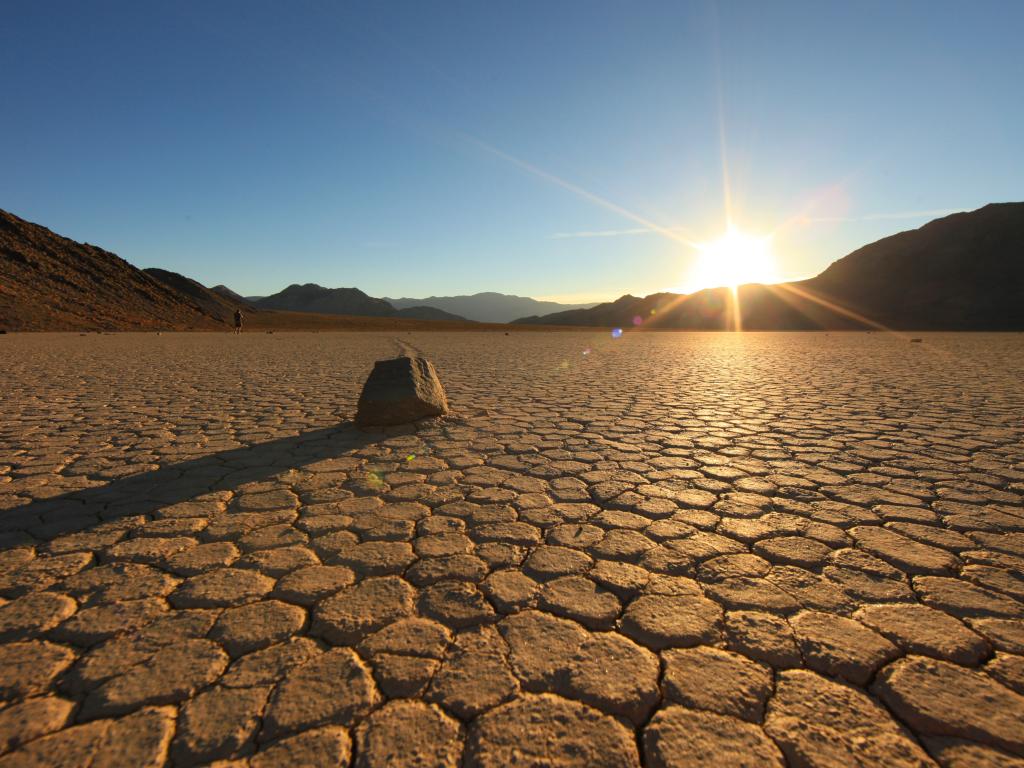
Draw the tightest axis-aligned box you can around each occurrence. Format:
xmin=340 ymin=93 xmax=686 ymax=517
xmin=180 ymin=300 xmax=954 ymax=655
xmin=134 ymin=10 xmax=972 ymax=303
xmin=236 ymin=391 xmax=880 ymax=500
xmin=254 ymin=283 xmax=468 ymax=321
xmin=385 ymin=292 xmax=596 ymax=323
xmin=0 ymin=209 xmax=226 ymax=331
xmin=515 ymin=203 xmax=1024 ymax=330
xmin=804 ymin=202 xmax=1024 ymax=328
xmin=0 ymin=210 xmax=477 ymax=331
xmin=5 ymin=203 xmax=1021 ymax=332
xmin=144 ymin=269 xmax=252 ymax=322
xmin=211 ymin=284 xmax=255 ymax=309
xmin=254 ymin=283 xmax=393 ymax=315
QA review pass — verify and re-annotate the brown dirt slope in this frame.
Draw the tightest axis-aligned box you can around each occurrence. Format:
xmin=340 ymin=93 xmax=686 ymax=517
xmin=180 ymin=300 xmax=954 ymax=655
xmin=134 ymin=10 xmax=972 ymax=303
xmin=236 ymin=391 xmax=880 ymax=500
xmin=0 ymin=209 xmax=226 ymax=331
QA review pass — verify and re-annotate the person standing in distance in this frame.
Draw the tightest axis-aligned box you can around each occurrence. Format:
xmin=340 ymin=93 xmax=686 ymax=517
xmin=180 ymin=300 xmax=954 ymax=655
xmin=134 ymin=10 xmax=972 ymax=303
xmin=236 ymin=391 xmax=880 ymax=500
xmin=233 ymin=308 xmax=244 ymax=334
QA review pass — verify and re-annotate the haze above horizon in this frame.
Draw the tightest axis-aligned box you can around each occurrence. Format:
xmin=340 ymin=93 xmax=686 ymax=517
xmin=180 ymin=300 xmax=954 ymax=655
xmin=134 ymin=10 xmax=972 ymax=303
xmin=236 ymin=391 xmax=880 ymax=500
xmin=3 ymin=1 xmax=1022 ymax=303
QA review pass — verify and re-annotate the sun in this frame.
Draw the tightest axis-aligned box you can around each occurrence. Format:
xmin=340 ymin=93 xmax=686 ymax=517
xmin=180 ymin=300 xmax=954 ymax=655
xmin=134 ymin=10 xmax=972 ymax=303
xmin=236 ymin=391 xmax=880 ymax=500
xmin=685 ymin=225 xmax=778 ymax=291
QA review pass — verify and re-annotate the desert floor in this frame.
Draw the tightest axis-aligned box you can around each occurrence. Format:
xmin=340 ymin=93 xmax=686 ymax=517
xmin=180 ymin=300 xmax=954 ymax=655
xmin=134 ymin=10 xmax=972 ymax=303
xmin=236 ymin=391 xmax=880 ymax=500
xmin=0 ymin=331 xmax=1023 ymax=767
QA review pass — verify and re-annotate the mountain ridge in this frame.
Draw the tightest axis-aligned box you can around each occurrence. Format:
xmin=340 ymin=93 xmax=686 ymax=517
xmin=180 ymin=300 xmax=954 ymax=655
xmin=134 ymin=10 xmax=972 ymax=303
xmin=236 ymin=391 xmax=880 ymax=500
xmin=0 ymin=209 xmax=225 ymax=331
xmin=384 ymin=292 xmax=597 ymax=323
xmin=0 ymin=210 xmax=475 ymax=331
xmin=514 ymin=203 xmax=1024 ymax=330
xmin=253 ymin=283 xmax=468 ymax=322
xmin=3 ymin=203 xmax=1022 ymax=332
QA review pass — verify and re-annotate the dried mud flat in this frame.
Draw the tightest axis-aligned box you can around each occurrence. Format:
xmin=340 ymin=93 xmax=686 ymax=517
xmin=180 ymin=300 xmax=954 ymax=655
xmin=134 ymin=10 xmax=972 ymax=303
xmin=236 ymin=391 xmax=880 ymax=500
xmin=1 ymin=330 xmax=1023 ymax=767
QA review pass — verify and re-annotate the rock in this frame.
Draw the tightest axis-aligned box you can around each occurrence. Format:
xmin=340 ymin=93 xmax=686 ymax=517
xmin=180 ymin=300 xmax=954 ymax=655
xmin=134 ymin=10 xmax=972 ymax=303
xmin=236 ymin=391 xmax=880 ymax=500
xmin=355 ymin=357 xmax=449 ymax=427
xmin=465 ymin=694 xmax=639 ymax=767
xmin=766 ymin=669 xmax=933 ymax=767
xmin=644 ymin=706 xmax=784 ymax=767
xmin=873 ymin=655 xmax=1024 ymax=755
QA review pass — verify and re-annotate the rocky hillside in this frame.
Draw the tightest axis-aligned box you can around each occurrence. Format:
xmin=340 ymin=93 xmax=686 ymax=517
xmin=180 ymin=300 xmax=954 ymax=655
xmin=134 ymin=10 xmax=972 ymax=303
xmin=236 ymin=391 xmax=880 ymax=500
xmin=805 ymin=202 xmax=1024 ymax=329
xmin=144 ymin=269 xmax=253 ymax=323
xmin=515 ymin=203 xmax=1024 ymax=330
xmin=210 ymin=284 xmax=255 ymax=309
xmin=0 ymin=210 xmax=471 ymax=331
xmin=0 ymin=210 xmax=226 ymax=331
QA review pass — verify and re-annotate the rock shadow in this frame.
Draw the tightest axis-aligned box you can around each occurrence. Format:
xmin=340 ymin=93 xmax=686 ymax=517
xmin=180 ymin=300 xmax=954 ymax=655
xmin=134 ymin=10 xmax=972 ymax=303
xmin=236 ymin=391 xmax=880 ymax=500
xmin=1 ymin=421 xmax=384 ymax=552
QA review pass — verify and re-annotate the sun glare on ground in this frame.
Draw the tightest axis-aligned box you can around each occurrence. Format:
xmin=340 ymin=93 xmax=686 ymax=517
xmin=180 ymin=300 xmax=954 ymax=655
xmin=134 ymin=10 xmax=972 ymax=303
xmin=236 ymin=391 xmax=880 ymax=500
xmin=683 ymin=225 xmax=778 ymax=292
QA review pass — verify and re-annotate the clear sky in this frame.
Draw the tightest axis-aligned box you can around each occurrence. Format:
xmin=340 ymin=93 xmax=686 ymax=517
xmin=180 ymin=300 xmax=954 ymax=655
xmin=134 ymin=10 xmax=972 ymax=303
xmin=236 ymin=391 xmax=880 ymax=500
xmin=3 ymin=1 xmax=1022 ymax=302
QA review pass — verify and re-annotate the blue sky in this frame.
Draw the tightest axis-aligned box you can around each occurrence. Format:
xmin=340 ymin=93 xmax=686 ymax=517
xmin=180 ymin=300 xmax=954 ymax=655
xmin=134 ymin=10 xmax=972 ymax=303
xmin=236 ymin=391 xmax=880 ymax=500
xmin=3 ymin=1 xmax=1022 ymax=301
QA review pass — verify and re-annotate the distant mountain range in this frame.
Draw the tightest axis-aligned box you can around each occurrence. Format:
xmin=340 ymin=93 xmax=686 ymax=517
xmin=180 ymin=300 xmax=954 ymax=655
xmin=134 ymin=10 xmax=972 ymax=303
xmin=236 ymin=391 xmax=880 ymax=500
xmin=514 ymin=203 xmax=1024 ymax=330
xmin=250 ymin=283 xmax=467 ymax=321
xmin=384 ymin=292 xmax=598 ymax=323
xmin=2 ymin=203 xmax=1021 ymax=331
xmin=0 ymin=210 xmax=476 ymax=331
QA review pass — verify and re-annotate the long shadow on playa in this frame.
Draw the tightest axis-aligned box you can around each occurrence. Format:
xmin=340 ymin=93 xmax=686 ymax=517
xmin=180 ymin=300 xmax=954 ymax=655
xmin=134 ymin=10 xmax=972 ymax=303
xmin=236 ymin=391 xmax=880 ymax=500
xmin=1 ymin=422 xmax=384 ymax=551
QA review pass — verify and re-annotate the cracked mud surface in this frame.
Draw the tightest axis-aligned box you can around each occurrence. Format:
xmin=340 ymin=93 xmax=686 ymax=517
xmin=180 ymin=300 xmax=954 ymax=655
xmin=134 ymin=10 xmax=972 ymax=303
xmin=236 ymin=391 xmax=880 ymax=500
xmin=1 ymin=330 xmax=1023 ymax=767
